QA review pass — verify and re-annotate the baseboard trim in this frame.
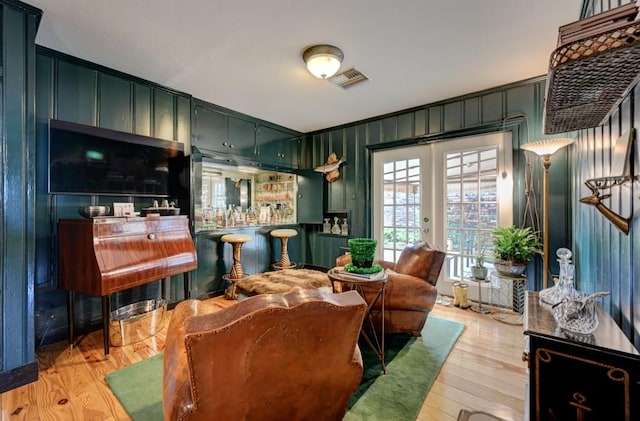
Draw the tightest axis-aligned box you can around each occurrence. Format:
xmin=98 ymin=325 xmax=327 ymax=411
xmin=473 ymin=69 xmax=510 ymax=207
xmin=0 ymin=360 xmax=39 ymax=393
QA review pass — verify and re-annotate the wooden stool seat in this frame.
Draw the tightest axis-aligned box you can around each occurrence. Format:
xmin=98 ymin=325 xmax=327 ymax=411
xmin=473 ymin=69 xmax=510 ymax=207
xmin=221 ymin=234 xmax=253 ymax=299
xmin=221 ymin=234 xmax=252 ymax=244
xmin=271 ymin=229 xmax=298 ymax=270
xmin=270 ymin=229 xmax=298 ymax=239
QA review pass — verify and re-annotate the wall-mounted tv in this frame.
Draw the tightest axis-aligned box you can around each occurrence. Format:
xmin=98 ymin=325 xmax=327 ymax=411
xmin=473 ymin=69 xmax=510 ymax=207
xmin=48 ymin=119 xmax=187 ymax=197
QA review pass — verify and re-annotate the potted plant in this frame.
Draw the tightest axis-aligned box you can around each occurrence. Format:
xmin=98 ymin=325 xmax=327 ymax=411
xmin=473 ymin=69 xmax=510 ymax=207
xmin=470 ymin=255 xmax=488 ymax=280
xmin=347 ymin=238 xmax=377 ymax=268
xmin=492 ymin=225 xmax=542 ymax=276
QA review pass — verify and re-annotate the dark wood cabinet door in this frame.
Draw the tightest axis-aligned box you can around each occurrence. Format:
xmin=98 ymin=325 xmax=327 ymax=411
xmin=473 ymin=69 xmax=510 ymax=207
xmin=525 ymin=292 xmax=640 ymax=421
xmin=228 ymin=116 xmax=255 ymax=159
xmin=530 ymin=337 xmax=638 ymax=420
xmin=256 ymin=125 xmax=299 ymax=169
xmin=193 ymin=104 xmax=228 ymax=154
xmin=296 ymin=169 xmax=324 ymax=224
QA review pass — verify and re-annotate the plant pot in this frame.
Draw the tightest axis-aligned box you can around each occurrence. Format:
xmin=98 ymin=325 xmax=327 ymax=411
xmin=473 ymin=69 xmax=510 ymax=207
xmin=494 ymin=260 xmax=527 ymax=277
xmin=348 ymin=238 xmax=377 ymax=268
xmin=471 ymin=266 xmax=488 ymax=280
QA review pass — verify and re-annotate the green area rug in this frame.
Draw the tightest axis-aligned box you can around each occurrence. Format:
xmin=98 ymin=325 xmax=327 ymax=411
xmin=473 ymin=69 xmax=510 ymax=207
xmin=105 ymin=316 xmax=464 ymax=421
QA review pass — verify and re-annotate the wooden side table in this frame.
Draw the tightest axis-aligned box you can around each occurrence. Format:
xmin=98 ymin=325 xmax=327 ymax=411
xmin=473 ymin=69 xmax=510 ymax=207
xmin=327 ymin=267 xmax=388 ymax=374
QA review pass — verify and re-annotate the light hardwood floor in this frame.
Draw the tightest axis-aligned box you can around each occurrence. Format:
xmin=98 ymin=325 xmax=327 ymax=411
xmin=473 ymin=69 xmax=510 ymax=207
xmin=0 ymin=297 xmax=527 ymax=421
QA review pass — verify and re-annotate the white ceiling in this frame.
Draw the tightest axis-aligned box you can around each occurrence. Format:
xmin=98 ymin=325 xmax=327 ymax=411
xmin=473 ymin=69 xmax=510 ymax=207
xmin=26 ymin=0 xmax=582 ymax=133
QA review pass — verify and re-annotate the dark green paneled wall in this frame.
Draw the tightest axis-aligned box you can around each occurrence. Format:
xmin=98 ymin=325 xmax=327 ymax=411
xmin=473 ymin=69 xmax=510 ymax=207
xmin=0 ymin=0 xmax=40 ymax=393
xmin=571 ymin=0 xmax=640 ymax=353
xmin=306 ymin=77 xmax=572 ymax=285
xmin=29 ymin=50 xmax=576 ymax=349
xmin=33 ymin=47 xmax=194 ymax=346
xmin=32 ymin=47 xmax=305 ymax=345
xmin=571 ymin=0 xmax=639 ymax=348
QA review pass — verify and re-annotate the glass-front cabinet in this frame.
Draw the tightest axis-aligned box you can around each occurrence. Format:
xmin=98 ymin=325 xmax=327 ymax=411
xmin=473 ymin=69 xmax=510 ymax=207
xmin=195 ymin=162 xmax=297 ymax=231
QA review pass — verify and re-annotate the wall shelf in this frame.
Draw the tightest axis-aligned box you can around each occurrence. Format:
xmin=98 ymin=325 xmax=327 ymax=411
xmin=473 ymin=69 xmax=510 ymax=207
xmin=544 ymin=19 xmax=640 ymax=134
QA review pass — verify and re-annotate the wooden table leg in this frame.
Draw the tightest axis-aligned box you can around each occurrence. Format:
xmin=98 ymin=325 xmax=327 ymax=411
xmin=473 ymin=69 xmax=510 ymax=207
xmin=102 ymin=296 xmax=110 ymax=356
xmin=183 ymin=272 xmax=190 ymax=300
xmin=67 ymin=291 xmax=74 ymax=349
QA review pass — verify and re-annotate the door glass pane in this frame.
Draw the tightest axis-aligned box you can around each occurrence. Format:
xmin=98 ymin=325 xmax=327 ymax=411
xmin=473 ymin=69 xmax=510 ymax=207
xmin=445 ymin=147 xmax=499 ymax=280
xmin=381 ymin=158 xmax=422 ymax=262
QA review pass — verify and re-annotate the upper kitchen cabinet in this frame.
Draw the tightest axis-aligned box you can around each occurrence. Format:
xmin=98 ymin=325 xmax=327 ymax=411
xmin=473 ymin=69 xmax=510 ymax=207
xmin=256 ymin=124 xmax=300 ymax=169
xmin=192 ymin=101 xmax=256 ymax=160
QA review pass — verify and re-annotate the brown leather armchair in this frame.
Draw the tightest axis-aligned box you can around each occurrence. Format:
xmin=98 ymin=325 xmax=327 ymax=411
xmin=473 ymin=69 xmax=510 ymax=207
xmin=336 ymin=241 xmax=445 ymax=336
xmin=162 ymin=288 xmax=367 ymax=421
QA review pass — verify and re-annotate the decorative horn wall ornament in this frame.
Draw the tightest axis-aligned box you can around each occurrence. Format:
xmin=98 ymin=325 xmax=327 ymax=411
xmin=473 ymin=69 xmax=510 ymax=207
xmin=314 ymin=153 xmax=345 ymax=182
xmin=580 ymin=177 xmax=631 ymax=235
xmin=579 ymin=129 xmax=634 ymax=235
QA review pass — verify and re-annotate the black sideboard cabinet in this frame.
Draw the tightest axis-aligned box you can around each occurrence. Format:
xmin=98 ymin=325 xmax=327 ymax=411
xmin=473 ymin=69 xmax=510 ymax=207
xmin=524 ymin=291 xmax=640 ymax=421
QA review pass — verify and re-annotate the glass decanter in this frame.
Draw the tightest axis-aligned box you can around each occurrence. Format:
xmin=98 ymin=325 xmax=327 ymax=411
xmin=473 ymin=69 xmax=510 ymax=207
xmin=539 ymin=247 xmax=572 ymax=306
xmin=341 ymin=218 xmax=349 ymax=236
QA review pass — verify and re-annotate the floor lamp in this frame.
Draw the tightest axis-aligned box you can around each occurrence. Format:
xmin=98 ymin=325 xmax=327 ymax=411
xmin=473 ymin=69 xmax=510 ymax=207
xmin=521 ymin=138 xmax=574 ymax=288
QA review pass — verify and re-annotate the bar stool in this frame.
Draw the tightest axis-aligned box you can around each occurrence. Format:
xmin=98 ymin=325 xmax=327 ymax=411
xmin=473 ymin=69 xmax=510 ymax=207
xmin=221 ymin=234 xmax=252 ymax=300
xmin=270 ymin=228 xmax=298 ymax=270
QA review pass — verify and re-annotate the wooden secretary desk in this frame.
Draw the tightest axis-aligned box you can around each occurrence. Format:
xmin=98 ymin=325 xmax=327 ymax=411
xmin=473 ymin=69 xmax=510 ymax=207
xmin=524 ymin=291 xmax=640 ymax=420
xmin=58 ymin=215 xmax=197 ymax=355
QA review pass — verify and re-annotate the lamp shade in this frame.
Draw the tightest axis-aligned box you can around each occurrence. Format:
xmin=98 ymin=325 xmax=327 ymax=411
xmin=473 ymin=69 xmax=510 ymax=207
xmin=303 ymin=44 xmax=343 ymax=79
xmin=521 ymin=138 xmax=574 ymax=156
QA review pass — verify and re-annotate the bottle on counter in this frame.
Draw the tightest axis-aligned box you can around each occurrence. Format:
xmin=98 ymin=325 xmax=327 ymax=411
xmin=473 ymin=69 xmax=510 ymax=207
xmin=215 ymin=208 xmax=223 ymax=227
xmin=341 ymin=218 xmax=349 ymax=236
xmin=331 ymin=216 xmax=341 ymax=234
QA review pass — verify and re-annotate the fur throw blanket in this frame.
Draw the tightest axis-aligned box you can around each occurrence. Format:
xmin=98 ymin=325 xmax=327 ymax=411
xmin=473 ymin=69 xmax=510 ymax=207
xmin=235 ymin=269 xmax=332 ymax=295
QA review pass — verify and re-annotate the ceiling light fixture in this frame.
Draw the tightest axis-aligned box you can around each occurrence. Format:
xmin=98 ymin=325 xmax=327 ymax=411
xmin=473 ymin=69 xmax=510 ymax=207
xmin=303 ymin=44 xmax=344 ymax=79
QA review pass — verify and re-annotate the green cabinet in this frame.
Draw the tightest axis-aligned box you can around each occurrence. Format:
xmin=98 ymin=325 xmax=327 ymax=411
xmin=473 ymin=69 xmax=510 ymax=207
xmin=296 ymin=169 xmax=324 ymax=224
xmin=256 ymin=124 xmax=299 ymax=169
xmin=228 ymin=115 xmax=256 ymax=159
xmin=310 ymin=233 xmax=349 ymax=269
xmin=193 ymin=102 xmax=256 ymax=159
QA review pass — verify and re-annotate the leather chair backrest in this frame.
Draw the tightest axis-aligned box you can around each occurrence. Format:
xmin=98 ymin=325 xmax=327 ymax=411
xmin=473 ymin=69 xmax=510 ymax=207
xmin=394 ymin=241 xmax=446 ymax=286
xmin=170 ymin=289 xmax=367 ymax=421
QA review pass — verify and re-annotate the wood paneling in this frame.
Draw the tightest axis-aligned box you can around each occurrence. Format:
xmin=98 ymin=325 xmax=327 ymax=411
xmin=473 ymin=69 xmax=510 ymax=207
xmin=573 ymin=73 xmax=639 ymax=348
xmin=444 ymin=101 xmax=463 ymax=131
xmin=464 ymin=97 xmax=480 ymax=127
xmin=382 ymin=116 xmax=397 ymax=142
xmin=397 ymin=112 xmax=413 ymax=140
xmin=57 ymin=60 xmax=97 ymax=124
xmin=134 ymin=83 xmax=152 ymax=136
xmin=98 ymin=73 xmax=132 ymax=132
xmin=0 ymin=0 xmax=40 ymax=391
xmin=428 ymin=105 xmax=443 ymax=134
xmin=414 ymin=108 xmax=427 ymax=136
xmin=34 ymin=48 xmax=194 ymax=347
xmin=152 ymin=88 xmax=175 ymax=141
xmin=307 ymin=77 xmax=565 ymax=292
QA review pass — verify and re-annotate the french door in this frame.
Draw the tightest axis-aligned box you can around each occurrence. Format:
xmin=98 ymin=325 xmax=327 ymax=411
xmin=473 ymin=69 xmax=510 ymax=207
xmin=372 ymin=132 xmax=513 ymax=292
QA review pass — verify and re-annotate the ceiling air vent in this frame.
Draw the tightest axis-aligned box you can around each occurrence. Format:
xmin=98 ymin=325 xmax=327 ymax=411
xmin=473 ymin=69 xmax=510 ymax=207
xmin=328 ymin=67 xmax=369 ymax=89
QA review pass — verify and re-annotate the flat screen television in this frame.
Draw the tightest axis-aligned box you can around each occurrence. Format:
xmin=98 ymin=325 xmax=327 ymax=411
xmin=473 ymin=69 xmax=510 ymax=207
xmin=48 ymin=119 xmax=187 ymax=197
